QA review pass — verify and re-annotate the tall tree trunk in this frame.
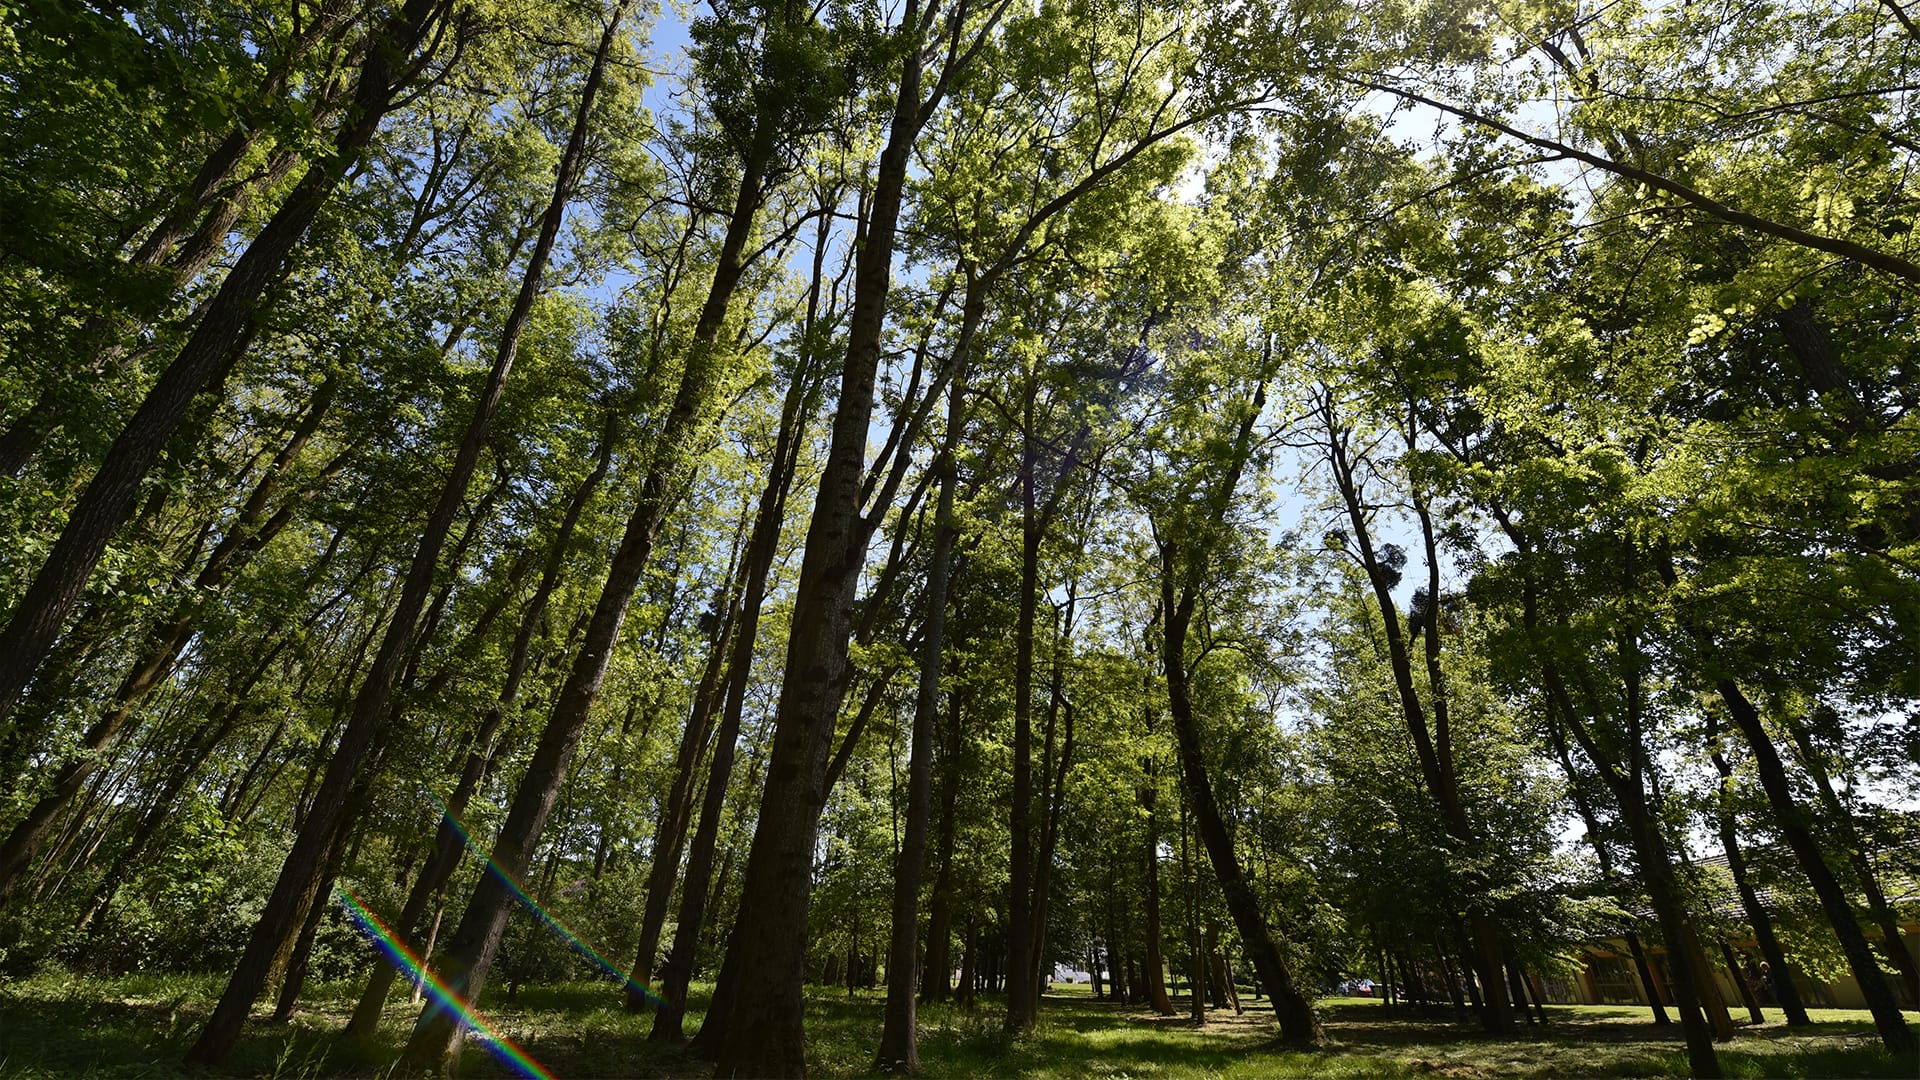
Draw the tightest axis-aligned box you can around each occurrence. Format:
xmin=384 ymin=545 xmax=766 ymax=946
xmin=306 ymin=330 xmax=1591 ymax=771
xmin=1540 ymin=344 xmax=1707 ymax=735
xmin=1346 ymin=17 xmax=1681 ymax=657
xmin=1026 ymin=589 xmax=1079 ymax=1015
xmin=1781 ymin=707 xmax=1920 ymax=1007
xmin=1435 ymin=934 xmax=1467 ymax=1018
xmin=1683 ymin=922 xmax=1737 ymax=1039
xmin=80 ymin=639 xmax=283 ymax=940
xmin=1710 ymin=679 xmax=1914 ymax=1052
xmin=397 ymin=10 xmax=796 ymax=1069
xmin=1646 ymin=548 xmax=1910 ymax=1049
xmin=1721 ymin=941 xmax=1764 ymax=1025
xmin=1160 ymin=585 xmax=1319 ymax=1044
xmin=342 ymin=701 xmax=508 ymax=1038
xmin=957 ymin=911 xmax=978 ymax=1008
xmin=1149 ymin=381 xmax=1317 ymax=1043
xmin=272 ymin=811 xmax=358 ymax=1023
xmin=1321 ymin=396 xmax=1511 ymax=1034
xmin=1502 ymin=947 xmax=1533 ymax=1025
xmin=1141 ymin=753 xmax=1176 ymax=1018
xmin=1625 ymin=930 xmax=1671 ymax=1024
xmin=1006 ymin=471 xmax=1043 ymax=1034
xmin=919 ymin=687 xmax=963 ymax=1007
xmin=703 ymin=6 xmax=939 ymax=1073
xmin=1707 ymin=745 xmax=1811 ymax=1025
xmin=1489 ymin=516 xmax=1717 ymax=1072
xmin=1210 ymin=925 xmax=1240 ymax=1013
xmin=0 ymin=379 xmax=338 ymax=903
xmin=181 ymin=0 xmax=600 ymax=1059
xmin=1104 ymin=864 xmax=1128 ymax=1005
xmin=626 ymin=551 xmax=745 ymax=1011
xmin=340 ymin=432 xmax=597 ymax=1044
xmin=876 ymin=390 xmax=960 ymax=1072
xmin=650 ymin=278 xmax=819 ymax=1044
xmin=1545 ymin=668 xmax=1722 ymax=1077
xmin=1180 ymin=797 xmax=1205 ymax=1025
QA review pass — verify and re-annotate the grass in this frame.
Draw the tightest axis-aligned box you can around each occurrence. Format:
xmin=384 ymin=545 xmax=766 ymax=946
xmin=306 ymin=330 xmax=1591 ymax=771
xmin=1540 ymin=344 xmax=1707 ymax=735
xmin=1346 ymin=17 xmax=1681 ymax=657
xmin=0 ymin=971 xmax=1913 ymax=1078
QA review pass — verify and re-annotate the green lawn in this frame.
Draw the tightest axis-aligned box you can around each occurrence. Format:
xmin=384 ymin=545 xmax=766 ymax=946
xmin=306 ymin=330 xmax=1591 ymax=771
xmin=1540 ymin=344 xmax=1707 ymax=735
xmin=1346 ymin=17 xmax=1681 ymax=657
xmin=0 ymin=972 xmax=1912 ymax=1078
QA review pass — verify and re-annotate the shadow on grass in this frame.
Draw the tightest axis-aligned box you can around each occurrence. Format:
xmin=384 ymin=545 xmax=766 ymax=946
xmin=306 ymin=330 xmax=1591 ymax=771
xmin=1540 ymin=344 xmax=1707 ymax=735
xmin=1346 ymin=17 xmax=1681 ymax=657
xmin=1297 ymin=998 xmax=1910 ymax=1080
xmin=1 ymin=976 xmax=1912 ymax=1079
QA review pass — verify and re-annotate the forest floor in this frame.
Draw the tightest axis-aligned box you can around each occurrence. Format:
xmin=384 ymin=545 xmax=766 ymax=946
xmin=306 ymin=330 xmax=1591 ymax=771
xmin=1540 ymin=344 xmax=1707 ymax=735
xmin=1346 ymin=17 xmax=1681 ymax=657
xmin=0 ymin=973 xmax=1912 ymax=1079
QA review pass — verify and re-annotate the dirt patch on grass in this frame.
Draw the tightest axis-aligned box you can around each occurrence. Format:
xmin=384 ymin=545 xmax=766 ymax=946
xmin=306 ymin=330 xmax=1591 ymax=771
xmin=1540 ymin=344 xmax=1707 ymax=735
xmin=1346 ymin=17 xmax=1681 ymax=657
xmin=1405 ymin=1057 xmax=1490 ymax=1078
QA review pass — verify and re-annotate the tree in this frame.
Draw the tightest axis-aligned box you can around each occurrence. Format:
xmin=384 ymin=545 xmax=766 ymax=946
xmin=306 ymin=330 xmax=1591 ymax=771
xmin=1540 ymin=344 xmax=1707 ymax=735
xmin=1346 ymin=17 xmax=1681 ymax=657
xmin=188 ymin=0 xmax=636 ymax=1060
xmin=0 ymin=0 xmax=463 ymax=722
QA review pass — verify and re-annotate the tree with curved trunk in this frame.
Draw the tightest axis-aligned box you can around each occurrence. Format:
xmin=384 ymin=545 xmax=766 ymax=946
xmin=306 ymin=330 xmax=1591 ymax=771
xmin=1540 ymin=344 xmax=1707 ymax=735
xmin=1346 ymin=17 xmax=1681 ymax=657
xmin=1313 ymin=387 xmax=1513 ymax=1034
xmin=1144 ymin=373 xmax=1320 ymax=1046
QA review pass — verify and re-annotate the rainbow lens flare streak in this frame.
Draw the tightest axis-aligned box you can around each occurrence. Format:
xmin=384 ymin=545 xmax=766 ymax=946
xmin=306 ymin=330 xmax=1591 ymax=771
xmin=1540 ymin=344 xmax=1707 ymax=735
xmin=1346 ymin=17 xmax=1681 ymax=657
xmin=427 ymin=791 xmax=671 ymax=1010
xmin=335 ymin=888 xmax=555 ymax=1080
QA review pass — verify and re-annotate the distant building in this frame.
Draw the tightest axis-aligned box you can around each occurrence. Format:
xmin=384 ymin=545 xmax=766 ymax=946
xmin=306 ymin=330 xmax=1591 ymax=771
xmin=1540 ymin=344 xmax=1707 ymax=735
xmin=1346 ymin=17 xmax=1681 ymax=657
xmin=1541 ymin=847 xmax=1918 ymax=1012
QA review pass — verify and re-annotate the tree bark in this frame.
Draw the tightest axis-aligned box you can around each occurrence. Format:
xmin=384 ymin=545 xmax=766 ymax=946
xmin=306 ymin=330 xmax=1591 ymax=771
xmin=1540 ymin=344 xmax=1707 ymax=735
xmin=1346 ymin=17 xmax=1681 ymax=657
xmin=626 ymin=557 xmax=744 ymax=1011
xmin=1625 ymin=930 xmax=1672 ymax=1024
xmin=1104 ymin=867 xmax=1128 ymax=1005
xmin=1026 ymin=591 xmax=1079 ymax=1017
xmin=390 ymin=7 xmax=802 ymax=1068
xmin=272 ymin=807 xmax=359 ymax=1024
xmin=1544 ymin=668 xmax=1723 ymax=1076
xmin=1005 ymin=423 xmax=1047 ymax=1032
xmin=1721 ymin=941 xmax=1764 ymax=1025
xmin=957 ymin=911 xmax=978 ymax=1008
xmin=1683 ymin=922 xmax=1737 ymax=1039
xmin=1321 ymin=395 xmax=1512 ymax=1034
xmin=0 ymin=379 xmax=338 ymax=903
xmin=919 ymin=687 xmax=964 ymax=1006
xmin=342 ymin=700 xmax=508 ymax=1038
xmin=1180 ymin=799 xmax=1205 ymax=1025
xmin=340 ymin=472 xmax=591 ymax=1039
xmin=1489 ymin=515 xmax=1718 ymax=1072
xmin=650 ymin=289 xmax=819 ymax=1044
xmin=1141 ymin=752 xmax=1176 ymax=1018
xmin=1782 ymin=708 xmax=1920 ymax=1008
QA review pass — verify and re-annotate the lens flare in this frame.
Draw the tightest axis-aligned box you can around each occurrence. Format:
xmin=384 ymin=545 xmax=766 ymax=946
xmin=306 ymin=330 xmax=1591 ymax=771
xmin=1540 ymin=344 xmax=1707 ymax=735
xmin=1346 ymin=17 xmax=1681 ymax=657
xmin=336 ymin=888 xmax=555 ymax=1080
xmin=426 ymin=791 xmax=670 ymax=1009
